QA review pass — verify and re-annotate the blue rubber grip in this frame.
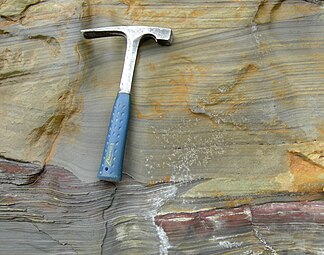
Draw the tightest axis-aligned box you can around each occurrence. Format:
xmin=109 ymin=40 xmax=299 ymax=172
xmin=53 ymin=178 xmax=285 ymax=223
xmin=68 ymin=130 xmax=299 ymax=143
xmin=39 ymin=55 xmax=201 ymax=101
xmin=97 ymin=92 xmax=130 ymax=182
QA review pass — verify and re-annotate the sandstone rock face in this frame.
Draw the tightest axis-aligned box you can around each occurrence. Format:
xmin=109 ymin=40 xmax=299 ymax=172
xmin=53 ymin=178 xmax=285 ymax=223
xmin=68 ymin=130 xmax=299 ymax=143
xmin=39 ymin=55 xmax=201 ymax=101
xmin=1 ymin=0 xmax=324 ymax=192
xmin=0 ymin=0 xmax=85 ymax=166
xmin=1 ymin=1 xmax=324 ymax=254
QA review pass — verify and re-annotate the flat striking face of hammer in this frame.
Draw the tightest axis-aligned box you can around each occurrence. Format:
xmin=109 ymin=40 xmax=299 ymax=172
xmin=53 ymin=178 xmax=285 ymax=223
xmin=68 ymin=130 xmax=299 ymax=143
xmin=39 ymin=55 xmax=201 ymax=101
xmin=81 ymin=26 xmax=173 ymax=182
xmin=81 ymin=26 xmax=173 ymax=93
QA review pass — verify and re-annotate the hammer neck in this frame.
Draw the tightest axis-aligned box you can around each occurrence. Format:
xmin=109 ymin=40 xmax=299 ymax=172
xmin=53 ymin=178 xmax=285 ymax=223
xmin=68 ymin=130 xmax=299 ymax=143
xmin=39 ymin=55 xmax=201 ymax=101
xmin=119 ymin=38 xmax=140 ymax=94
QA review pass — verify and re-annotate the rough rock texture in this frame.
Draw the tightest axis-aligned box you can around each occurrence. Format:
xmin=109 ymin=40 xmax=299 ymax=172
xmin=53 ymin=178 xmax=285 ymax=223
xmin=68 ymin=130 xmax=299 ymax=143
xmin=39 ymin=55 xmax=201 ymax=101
xmin=0 ymin=0 xmax=324 ymax=253
xmin=0 ymin=159 xmax=323 ymax=254
xmin=0 ymin=0 xmax=86 ymax=166
xmin=1 ymin=0 xmax=323 ymax=191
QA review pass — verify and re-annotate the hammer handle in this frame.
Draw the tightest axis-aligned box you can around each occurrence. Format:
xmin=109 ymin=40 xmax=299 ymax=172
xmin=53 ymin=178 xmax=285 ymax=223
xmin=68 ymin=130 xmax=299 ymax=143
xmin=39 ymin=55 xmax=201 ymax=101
xmin=97 ymin=92 xmax=130 ymax=182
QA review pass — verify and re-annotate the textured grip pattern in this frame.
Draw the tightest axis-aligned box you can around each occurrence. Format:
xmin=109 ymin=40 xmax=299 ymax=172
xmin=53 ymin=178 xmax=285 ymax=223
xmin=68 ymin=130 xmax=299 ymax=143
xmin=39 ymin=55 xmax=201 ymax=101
xmin=97 ymin=93 xmax=130 ymax=182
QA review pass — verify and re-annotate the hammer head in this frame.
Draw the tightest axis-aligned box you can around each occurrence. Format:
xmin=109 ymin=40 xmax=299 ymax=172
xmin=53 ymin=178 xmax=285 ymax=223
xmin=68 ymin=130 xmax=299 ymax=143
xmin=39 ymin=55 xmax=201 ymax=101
xmin=81 ymin=26 xmax=173 ymax=46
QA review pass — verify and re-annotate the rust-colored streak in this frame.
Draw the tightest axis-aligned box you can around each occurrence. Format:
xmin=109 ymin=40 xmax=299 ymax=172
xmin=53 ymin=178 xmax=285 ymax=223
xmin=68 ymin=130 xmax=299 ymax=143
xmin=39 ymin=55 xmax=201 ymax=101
xmin=147 ymin=176 xmax=171 ymax=186
xmin=169 ymin=80 xmax=189 ymax=104
xmin=148 ymin=62 xmax=156 ymax=71
xmin=320 ymin=127 xmax=324 ymax=136
xmin=28 ymin=89 xmax=81 ymax=145
xmin=135 ymin=63 xmax=193 ymax=119
xmin=164 ymin=175 xmax=171 ymax=183
xmin=226 ymin=197 xmax=253 ymax=208
xmin=136 ymin=100 xmax=166 ymax=120
xmin=289 ymin=151 xmax=324 ymax=192
xmin=121 ymin=0 xmax=136 ymax=13
xmin=121 ymin=0 xmax=145 ymax=21
xmin=121 ymin=1 xmax=204 ymax=24
xmin=189 ymin=10 xmax=203 ymax=18
xmin=231 ymin=64 xmax=258 ymax=89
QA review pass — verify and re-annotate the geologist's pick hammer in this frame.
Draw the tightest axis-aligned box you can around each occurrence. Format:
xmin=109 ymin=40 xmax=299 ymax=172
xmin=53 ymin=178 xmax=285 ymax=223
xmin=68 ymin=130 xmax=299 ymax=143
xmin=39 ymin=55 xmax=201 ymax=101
xmin=81 ymin=26 xmax=173 ymax=182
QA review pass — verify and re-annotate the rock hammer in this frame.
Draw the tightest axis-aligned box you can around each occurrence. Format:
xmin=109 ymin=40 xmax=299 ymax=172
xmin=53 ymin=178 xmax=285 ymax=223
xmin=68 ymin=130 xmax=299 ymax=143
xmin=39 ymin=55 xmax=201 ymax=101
xmin=81 ymin=26 xmax=173 ymax=182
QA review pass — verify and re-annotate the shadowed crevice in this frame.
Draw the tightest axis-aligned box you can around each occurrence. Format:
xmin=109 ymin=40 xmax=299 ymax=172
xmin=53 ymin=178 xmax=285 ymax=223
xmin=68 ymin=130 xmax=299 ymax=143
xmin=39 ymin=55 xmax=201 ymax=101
xmin=0 ymin=156 xmax=45 ymax=186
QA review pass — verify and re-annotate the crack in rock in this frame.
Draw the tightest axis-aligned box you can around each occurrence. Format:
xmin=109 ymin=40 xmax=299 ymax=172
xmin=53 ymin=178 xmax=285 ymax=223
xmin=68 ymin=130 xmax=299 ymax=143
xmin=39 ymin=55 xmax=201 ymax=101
xmin=31 ymin=222 xmax=78 ymax=254
xmin=100 ymin=185 xmax=117 ymax=255
xmin=0 ymin=157 xmax=45 ymax=186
